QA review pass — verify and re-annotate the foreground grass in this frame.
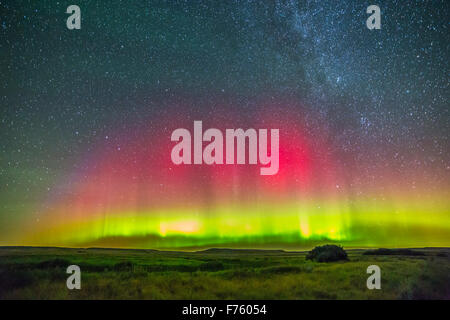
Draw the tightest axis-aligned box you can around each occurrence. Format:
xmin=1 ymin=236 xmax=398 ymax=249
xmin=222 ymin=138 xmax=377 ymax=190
xmin=0 ymin=247 xmax=448 ymax=299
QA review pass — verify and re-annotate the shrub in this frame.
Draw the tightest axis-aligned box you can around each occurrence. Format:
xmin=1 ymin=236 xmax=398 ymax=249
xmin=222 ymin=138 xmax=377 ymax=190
xmin=306 ymin=244 xmax=348 ymax=262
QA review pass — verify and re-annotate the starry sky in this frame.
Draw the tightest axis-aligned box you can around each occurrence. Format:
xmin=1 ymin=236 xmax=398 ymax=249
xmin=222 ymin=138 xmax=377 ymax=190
xmin=0 ymin=0 xmax=449 ymax=249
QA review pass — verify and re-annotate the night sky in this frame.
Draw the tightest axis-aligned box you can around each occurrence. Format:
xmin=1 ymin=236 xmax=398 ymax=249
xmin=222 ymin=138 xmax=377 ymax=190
xmin=0 ymin=1 xmax=449 ymax=249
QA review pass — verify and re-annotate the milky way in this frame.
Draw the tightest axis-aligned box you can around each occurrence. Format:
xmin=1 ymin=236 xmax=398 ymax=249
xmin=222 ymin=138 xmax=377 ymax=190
xmin=0 ymin=1 xmax=449 ymax=249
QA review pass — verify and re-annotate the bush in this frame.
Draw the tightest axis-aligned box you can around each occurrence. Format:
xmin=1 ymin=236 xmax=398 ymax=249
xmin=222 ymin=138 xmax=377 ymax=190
xmin=306 ymin=245 xmax=348 ymax=262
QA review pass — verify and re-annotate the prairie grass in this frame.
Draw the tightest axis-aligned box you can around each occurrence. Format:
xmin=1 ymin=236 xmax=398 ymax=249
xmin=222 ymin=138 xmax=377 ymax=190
xmin=0 ymin=247 xmax=448 ymax=299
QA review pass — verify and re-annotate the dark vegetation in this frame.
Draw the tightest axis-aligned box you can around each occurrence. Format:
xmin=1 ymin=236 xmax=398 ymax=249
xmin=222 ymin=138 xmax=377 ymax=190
xmin=363 ymin=248 xmax=425 ymax=256
xmin=306 ymin=244 xmax=348 ymax=262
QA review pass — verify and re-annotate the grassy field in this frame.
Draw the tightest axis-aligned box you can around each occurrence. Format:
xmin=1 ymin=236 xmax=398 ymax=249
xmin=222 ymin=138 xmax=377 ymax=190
xmin=0 ymin=246 xmax=448 ymax=299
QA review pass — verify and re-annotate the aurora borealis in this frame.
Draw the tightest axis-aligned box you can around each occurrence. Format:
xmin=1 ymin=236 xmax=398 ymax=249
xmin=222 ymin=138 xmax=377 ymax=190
xmin=0 ymin=1 xmax=449 ymax=249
